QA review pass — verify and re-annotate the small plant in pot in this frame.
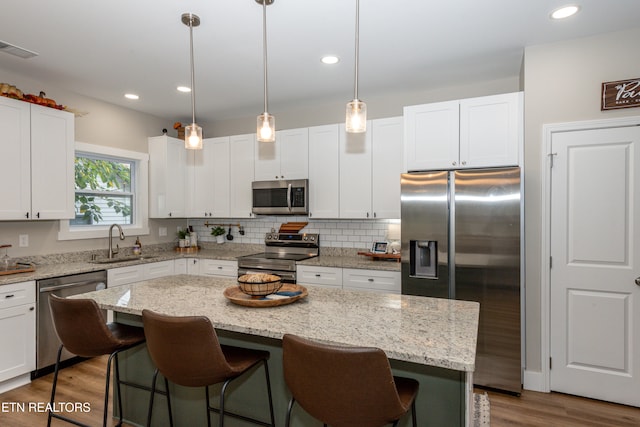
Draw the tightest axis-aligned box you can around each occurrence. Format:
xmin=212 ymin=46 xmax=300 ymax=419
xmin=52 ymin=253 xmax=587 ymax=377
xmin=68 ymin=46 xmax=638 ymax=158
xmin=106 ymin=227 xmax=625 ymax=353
xmin=176 ymin=228 xmax=189 ymax=248
xmin=211 ymin=226 xmax=226 ymax=244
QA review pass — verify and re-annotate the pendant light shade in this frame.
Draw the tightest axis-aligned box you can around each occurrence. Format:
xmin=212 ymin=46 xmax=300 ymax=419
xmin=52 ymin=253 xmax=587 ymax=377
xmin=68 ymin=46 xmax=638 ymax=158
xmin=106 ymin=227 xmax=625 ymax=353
xmin=182 ymin=13 xmax=203 ymax=150
xmin=256 ymin=0 xmax=275 ymax=142
xmin=346 ymin=0 xmax=366 ymax=133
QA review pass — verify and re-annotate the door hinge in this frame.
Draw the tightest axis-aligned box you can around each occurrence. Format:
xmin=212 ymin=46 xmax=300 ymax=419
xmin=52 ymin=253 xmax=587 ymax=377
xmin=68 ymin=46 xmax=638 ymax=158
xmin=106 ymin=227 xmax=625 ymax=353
xmin=549 ymin=152 xmax=558 ymax=168
xmin=550 ymin=256 xmax=552 ymax=269
xmin=550 ymin=357 xmax=552 ymax=370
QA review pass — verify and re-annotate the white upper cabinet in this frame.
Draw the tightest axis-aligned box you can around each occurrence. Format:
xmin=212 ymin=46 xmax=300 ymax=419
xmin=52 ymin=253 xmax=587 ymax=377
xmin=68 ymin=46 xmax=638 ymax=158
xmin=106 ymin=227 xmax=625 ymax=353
xmin=229 ymin=133 xmax=255 ymax=218
xmin=371 ymin=117 xmax=403 ymax=219
xmin=339 ymin=122 xmax=373 ymax=219
xmin=339 ymin=117 xmax=403 ymax=219
xmin=188 ymin=137 xmax=230 ymax=218
xmin=0 ymin=97 xmax=74 ymax=220
xmin=255 ymin=127 xmax=308 ymax=181
xmin=404 ymin=92 xmax=522 ymax=171
xmin=308 ymin=124 xmax=340 ymax=218
xmin=148 ymin=135 xmax=187 ymax=218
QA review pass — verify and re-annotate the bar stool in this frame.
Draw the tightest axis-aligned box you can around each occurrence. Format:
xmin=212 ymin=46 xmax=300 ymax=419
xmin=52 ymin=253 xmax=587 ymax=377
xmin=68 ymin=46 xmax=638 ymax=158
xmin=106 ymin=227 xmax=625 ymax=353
xmin=282 ymin=334 xmax=419 ymax=427
xmin=48 ymin=294 xmax=146 ymax=427
xmin=142 ymin=309 xmax=275 ymax=427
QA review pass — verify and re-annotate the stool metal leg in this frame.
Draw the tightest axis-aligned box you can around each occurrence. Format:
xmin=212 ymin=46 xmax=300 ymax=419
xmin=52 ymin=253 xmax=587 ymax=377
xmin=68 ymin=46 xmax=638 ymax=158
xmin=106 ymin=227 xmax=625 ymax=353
xmin=285 ymin=397 xmax=295 ymax=427
xmin=262 ymin=360 xmax=275 ymax=426
xmin=47 ymin=345 xmax=64 ymax=427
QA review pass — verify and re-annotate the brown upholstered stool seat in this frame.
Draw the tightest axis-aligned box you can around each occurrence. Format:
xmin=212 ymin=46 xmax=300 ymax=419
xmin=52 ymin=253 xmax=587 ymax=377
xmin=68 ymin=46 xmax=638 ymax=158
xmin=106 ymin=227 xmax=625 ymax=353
xmin=48 ymin=294 xmax=146 ymax=427
xmin=282 ymin=334 xmax=419 ymax=427
xmin=142 ymin=309 xmax=275 ymax=427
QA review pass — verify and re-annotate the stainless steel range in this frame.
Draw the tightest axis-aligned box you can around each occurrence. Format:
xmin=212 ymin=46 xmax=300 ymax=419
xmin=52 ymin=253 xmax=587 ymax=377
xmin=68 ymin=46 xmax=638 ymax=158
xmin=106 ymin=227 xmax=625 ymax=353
xmin=237 ymin=233 xmax=320 ymax=283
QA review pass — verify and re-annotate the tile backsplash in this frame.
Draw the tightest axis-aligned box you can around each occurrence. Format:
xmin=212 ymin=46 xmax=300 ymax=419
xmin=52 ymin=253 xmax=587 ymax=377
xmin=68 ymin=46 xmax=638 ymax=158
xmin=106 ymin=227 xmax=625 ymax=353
xmin=187 ymin=216 xmax=400 ymax=250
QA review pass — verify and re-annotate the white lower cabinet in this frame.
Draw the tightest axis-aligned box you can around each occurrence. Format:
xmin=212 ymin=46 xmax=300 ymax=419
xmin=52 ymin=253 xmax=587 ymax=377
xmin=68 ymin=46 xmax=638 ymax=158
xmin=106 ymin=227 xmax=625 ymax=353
xmin=296 ymin=265 xmax=342 ymax=288
xmin=0 ymin=281 xmax=36 ymax=390
xmin=107 ymin=265 xmax=145 ymax=288
xmin=143 ymin=260 xmax=175 ymax=279
xmin=342 ymin=269 xmax=401 ymax=294
xmin=197 ymin=259 xmax=238 ymax=278
xmin=174 ymin=258 xmax=188 ymax=274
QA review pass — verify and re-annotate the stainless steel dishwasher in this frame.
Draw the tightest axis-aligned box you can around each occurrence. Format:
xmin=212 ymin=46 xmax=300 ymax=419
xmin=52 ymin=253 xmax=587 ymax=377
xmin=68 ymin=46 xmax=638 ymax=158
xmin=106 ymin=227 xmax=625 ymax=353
xmin=35 ymin=270 xmax=107 ymax=377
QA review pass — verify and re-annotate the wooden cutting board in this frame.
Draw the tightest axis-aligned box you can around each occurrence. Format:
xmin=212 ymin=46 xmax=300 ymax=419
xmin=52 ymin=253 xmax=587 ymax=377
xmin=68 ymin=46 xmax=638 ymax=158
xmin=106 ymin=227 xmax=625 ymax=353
xmin=278 ymin=222 xmax=308 ymax=233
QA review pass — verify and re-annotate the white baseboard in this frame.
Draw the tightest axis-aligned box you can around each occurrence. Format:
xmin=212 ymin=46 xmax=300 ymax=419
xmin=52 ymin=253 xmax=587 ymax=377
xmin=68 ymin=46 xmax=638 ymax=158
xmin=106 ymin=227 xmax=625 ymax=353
xmin=0 ymin=373 xmax=31 ymax=394
xmin=523 ymin=369 xmax=547 ymax=392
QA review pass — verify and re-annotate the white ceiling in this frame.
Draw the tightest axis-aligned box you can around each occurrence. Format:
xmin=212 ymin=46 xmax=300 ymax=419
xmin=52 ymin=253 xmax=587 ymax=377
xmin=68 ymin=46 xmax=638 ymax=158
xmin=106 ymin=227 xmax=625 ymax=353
xmin=1 ymin=0 xmax=639 ymax=124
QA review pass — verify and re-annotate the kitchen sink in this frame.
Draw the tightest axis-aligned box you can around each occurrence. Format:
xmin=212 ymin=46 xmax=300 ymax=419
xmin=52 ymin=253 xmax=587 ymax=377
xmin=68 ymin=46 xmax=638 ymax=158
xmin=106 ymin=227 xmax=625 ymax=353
xmin=90 ymin=255 xmax=158 ymax=264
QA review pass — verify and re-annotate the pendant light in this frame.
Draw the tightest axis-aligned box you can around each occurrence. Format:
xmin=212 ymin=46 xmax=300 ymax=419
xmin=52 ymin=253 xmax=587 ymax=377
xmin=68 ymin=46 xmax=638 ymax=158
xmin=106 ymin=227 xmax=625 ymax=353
xmin=182 ymin=13 xmax=203 ymax=150
xmin=346 ymin=0 xmax=366 ymax=133
xmin=256 ymin=0 xmax=275 ymax=143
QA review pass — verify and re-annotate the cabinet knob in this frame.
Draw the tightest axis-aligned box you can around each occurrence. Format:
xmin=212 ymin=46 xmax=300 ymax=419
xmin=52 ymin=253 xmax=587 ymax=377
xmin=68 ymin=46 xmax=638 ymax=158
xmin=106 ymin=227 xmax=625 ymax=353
xmin=315 ymin=274 xmax=321 ymax=277
xmin=373 ymin=212 xmax=377 ymax=218
xmin=368 ymin=278 xmax=374 ymax=282
xmin=25 ymin=212 xmax=29 ymax=219
xmin=366 ymin=212 xmax=370 ymax=218
xmin=168 ymin=212 xmax=172 ymax=217
xmin=452 ymin=161 xmax=457 ymax=166
xmin=217 ymin=266 xmax=223 ymax=269
xmin=462 ymin=160 xmax=467 ymax=165
xmin=309 ymin=212 xmax=312 ymax=217
xmin=36 ymin=212 xmax=40 ymax=218
xmin=30 ymin=306 xmax=35 ymax=311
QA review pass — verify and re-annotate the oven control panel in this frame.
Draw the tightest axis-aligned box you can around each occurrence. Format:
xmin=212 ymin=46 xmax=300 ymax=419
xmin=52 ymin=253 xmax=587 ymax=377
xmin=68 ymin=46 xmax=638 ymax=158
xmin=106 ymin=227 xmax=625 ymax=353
xmin=264 ymin=233 xmax=319 ymax=246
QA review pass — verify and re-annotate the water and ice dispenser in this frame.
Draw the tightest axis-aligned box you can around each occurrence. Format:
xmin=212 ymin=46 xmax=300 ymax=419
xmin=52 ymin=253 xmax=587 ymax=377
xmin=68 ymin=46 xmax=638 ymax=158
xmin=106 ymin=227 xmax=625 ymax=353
xmin=409 ymin=240 xmax=437 ymax=278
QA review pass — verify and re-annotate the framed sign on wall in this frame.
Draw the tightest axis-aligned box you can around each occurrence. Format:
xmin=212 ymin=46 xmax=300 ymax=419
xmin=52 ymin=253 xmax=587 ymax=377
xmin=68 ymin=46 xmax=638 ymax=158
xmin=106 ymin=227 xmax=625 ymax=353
xmin=601 ymin=78 xmax=640 ymax=110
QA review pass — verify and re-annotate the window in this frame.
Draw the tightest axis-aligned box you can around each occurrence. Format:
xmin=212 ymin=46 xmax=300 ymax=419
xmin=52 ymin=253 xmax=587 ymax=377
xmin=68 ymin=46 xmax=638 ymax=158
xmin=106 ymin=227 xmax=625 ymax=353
xmin=58 ymin=142 xmax=149 ymax=240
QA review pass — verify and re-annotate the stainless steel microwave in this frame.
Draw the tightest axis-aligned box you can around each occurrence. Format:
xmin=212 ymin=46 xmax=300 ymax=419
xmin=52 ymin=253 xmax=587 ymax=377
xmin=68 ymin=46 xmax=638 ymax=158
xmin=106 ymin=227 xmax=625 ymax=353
xmin=252 ymin=179 xmax=309 ymax=215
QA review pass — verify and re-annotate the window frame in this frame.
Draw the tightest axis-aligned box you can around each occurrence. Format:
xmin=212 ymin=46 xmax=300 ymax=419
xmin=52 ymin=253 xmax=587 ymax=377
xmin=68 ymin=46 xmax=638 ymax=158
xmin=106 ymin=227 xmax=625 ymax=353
xmin=58 ymin=142 xmax=149 ymax=240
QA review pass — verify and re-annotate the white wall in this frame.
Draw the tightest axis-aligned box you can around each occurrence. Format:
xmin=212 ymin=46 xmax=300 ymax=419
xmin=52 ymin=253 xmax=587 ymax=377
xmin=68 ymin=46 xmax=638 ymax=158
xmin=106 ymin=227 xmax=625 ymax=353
xmin=523 ymin=27 xmax=640 ymax=375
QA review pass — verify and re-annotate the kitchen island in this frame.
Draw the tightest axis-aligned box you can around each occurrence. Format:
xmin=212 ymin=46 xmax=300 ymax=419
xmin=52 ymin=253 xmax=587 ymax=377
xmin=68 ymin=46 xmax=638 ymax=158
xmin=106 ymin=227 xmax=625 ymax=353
xmin=74 ymin=275 xmax=479 ymax=427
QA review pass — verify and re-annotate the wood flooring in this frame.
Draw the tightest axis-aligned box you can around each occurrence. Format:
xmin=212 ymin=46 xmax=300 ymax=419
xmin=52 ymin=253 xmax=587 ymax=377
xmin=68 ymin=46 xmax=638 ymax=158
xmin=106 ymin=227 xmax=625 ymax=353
xmin=0 ymin=356 xmax=638 ymax=426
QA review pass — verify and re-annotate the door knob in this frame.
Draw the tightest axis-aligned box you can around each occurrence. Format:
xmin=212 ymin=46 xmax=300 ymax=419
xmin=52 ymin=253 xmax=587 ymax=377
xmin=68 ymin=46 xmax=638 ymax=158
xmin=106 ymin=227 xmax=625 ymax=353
xmin=636 ymin=276 xmax=640 ymax=286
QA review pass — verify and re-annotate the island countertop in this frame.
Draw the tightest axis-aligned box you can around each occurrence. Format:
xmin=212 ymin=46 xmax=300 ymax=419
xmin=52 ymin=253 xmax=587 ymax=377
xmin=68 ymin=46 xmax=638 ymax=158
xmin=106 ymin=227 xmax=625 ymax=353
xmin=74 ymin=274 xmax=479 ymax=372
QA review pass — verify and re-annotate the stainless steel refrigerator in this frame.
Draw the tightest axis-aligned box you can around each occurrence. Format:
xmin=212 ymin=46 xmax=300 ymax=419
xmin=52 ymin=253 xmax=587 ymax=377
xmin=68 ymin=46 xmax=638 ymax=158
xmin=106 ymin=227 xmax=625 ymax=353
xmin=401 ymin=167 xmax=522 ymax=394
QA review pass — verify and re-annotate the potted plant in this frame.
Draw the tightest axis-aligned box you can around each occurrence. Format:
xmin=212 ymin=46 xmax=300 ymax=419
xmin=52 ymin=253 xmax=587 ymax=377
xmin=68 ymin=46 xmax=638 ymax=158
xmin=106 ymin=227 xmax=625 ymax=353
xmin=176 ymin=228 xmax=189 ymax=247
xmin=211 ymin=226 xmax=225 ymax=244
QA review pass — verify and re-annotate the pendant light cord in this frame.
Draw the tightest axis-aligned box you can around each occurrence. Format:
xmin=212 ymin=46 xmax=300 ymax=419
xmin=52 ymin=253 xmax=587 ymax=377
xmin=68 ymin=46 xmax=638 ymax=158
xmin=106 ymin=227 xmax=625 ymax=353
xmin=353 ymin=0 xmax=360 ymax=101
xmin=188 ymin=15 xmax=197 ymax=124
xmin=262 ymin=0 xmax=269 ymax=113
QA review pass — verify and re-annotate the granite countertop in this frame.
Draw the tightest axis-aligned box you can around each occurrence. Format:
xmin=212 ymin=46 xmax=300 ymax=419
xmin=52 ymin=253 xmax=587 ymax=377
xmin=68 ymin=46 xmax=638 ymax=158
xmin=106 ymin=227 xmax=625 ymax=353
xmin=73 ymin=274 xmax=479 ymax=372
xmin=298 ymin=254 xmax=401 ymax=271
xmin=0 ymin=245 xmax=400 ymax=286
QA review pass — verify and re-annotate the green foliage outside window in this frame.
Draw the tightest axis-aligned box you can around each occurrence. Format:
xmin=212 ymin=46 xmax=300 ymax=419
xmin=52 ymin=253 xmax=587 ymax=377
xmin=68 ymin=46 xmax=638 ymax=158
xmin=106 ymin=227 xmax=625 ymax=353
xmin=74 ymin=155 xmax=133 ymax=224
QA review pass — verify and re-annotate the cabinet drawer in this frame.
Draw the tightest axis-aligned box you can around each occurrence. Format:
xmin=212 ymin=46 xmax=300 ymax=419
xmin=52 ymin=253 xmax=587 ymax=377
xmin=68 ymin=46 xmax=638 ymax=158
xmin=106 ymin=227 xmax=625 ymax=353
xmin=198 ymin=259 xmax=237 ymax=277
xmin=107 ymin=265 xmax=144 ymax=288
xmin=143 ymin=260 xmax=174 ymax=279
xmin=0 ymin=281 xmax=36 ymax=310
xmin=342 ymin=268 xmax=400 ymax=293
xmin=297 ymin=265 xmax=342 ymax=288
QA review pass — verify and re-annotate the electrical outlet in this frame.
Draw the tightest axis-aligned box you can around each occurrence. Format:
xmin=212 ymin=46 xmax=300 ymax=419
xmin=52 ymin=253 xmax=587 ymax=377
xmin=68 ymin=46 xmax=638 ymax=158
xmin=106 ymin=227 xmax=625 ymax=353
xmin=19 ymin=234 xmax=29 ymax=247
xmin=159 ymin=227 xmax=167 ymax=237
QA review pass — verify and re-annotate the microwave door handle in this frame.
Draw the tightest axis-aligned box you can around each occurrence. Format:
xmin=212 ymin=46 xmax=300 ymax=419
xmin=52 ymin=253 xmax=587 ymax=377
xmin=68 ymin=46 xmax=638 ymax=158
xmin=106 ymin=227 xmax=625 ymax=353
xmin=287 ymin=183 xmax=292 ymax=212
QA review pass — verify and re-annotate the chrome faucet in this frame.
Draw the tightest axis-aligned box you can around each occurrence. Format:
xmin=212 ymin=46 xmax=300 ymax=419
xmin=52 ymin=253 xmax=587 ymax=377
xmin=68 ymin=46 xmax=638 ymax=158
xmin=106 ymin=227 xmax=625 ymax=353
xmin=108 ymin=224 xmax=125 ymax=259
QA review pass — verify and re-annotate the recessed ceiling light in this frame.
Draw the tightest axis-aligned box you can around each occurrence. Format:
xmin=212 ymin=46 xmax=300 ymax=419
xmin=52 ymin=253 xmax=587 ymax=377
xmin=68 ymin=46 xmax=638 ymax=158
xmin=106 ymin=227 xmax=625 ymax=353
xmin=321 ymin=56 xmax=340 ymax=65
xmin=124 ymin=93 xmax=139 ymax=100
xmin=550 ymin=5 xmax=580 ymax=20
xmin=177 ymin=86 xmax=191 ymax=93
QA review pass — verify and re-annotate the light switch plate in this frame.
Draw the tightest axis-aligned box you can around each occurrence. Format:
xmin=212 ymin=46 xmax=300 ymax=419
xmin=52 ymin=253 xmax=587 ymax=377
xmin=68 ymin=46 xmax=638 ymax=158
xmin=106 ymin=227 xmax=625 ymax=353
xmin=159 ymin=227 xmax=167 ymax=237
xmin=19 ymin=234 xmax=29 ymax=247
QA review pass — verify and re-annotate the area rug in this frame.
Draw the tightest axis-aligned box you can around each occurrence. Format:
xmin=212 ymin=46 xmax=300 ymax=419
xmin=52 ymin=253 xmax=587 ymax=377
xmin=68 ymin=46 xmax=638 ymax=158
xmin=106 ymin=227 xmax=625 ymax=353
xmin=474 ymin=392 xmax=491 ymax=426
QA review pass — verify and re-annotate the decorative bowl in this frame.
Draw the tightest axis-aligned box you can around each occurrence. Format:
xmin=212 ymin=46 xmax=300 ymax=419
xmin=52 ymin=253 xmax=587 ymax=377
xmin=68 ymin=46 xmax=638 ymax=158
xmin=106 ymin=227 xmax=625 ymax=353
xmin=237 ymin=273 xmax=283 ymax=297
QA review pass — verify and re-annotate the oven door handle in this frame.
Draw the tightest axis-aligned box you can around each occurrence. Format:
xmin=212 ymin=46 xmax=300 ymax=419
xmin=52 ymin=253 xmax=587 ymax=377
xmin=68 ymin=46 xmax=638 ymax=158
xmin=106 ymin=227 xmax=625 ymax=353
xmin=287 ymin=183 xmax=292 ymax=212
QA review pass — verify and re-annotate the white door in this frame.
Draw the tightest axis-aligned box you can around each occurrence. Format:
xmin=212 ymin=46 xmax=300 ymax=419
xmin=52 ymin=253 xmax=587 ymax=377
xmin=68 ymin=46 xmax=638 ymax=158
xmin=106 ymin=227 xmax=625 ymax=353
xmin=550 ymin=125 xmax=640 ymax=407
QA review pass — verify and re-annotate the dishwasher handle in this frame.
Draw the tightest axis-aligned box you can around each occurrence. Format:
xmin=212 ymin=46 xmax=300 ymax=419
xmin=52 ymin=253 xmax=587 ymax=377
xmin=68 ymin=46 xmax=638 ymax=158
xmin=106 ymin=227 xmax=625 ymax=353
xmin=39 ymin=280 xmax=106 ymax=293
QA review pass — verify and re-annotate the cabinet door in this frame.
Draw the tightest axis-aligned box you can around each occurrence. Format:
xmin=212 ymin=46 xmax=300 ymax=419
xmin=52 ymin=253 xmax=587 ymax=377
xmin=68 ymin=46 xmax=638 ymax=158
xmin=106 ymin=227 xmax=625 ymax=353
xmin=278 ymin=127 xmax=308 ymax=180
xmin=143 ymin=260 xmax=175 ymax=279
xmin=0 ymin=303 xmax=36 ymax=382
xmin=0 ymin=97 xmax=30 ymax=220
xmin=404 ymin=101 xmax=459 ymax=171
xmin=189 ymin=137 xmax=229 ymax=217
xmin=229 ymin=134 xmax=255 ymax=218
xmin=297 ymin=265 xmax=342 ymax=288
xmin=459 ymin=92 xmax=521 ymax=168
xmin=308 ymin=125 xmax=340 ymax=218
xmin=339 ymin=122 xmax=372 ymax=219
xmin=107 ymin=265 xmax=144 ymax=287
xmin=372 ymin=117 xmax=403 ymax=219
xmin=30 ymin=104 xmax=75 ymax=219
xmin=254 ymin=133 xmax=280 ymax=181
xmin=198 ymin=259 xmax=237 ymax=278
xmin=149 ymin=136 xmax=187 ymax=218
xmin=342 ymin=268 xmax=400 ymax=293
